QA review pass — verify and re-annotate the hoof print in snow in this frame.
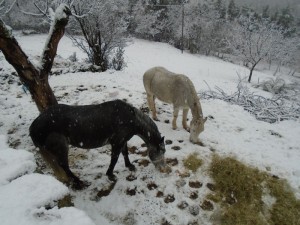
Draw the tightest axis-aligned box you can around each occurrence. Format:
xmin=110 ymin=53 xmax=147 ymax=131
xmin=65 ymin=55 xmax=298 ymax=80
xmin=189 ymin=181 xmax=203 ymax=189
xmin=176 ymin=170 xmax=190 ymax=178
xmin=156 ymin=191 xmax=164 ymax=198
xmin=164 ymin=194 xmax=175 ymax=203
xmin=126 ymin=187 xmax=136 ymax=196
xmin=195 ymin=141 xmax=205 ymax=147
xmin=122 ymin=212 xmax=136 ymax=225
xmin=175 ymin=179 xmax=186 ymax=188
xmin=171 ymin=146 xmax=181 ymax=151
xmin=187 ymin=221 xmax=199 ymax=225
xmin=269 ymin=130 xmax=282 ymax=138
xmin=147 ymin=182 xmax=158 ymax=190
xmin=178 ymin=140 xmax=184 ymax=143
xmin=165 ymin=139 xmax=173 ymax=145
xmin=96 ymin=182 xmax=116 ymax=199
xmin=201 ymin=200 xmax=214 ymax=211
xmin=126 ymin=174 xmax=137 ymax=182
xmin=141 ymin=143 xmax=147 ymax=147
xmin=161 ymin=218 xmax=172 ymax=225
xmin=137 ymin=159 xmax=150 ymax=167
xmin=189 ymin=205 xmax=200 ymax=216
xmin=164 ymin=119 xmax=170 ymax=124
xmin=209 ymin=147 xmax=216 ymax=152
xmin=8 ymin=139 xmax=21 ymax=148
xmin=208 ymin=115 xmax=214 ymax=120
xmin=189 ymin=191 xmax=198 ymax=200
xmin=206 ymin=183 xmax=216 ymax=191
xmin=76 ymin=87 xmax=88 ymax=92
xmin=166 ymin=158 xmax=178 ymax=166
xmin=128 ymin=146 xmax=137 ymax=154
xmin=137 ymin=150 xmax=148 ymax=157
xmin=177 ymin=201 xmax=189 ymax=210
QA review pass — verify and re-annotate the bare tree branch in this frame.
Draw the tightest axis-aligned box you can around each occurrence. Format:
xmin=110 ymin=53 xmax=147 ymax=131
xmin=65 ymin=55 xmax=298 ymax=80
xmin=0 ymin=0 xmax=16 ymax=15
xmin=199 ymin=77 xmax=300 ymax=123
xmin=0 ymin=4 xmax=71 ymax=112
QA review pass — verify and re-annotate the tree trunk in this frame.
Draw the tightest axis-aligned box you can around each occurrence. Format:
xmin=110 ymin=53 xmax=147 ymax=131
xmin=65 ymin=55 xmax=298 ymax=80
xmin=0 ymin=5 xmax=71 ymax=112
xmin=248 ymin=60 xmax=261 ymax=83
xmin=248 ymin=66 xmax=254 ymax=83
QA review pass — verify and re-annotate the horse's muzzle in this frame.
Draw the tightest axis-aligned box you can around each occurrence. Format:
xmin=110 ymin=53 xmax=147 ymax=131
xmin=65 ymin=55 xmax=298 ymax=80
xmin=152 ymin=157 xmax=172 ymax=174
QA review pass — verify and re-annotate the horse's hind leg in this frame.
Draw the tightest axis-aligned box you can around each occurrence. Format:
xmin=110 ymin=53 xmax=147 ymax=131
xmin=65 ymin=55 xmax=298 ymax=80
xmin=147 ymin=93 xmax=158 ymax=121
xmin=106 ymin=143 xmax=122 ymax=181
xmin=172 ymin=107 xmax=179 ymax=130
xmin=121 ymin=144 xmax=136 ymax=171
xmin=43 ymin=133 xmax=84 ymax=189
xmin=182 ymin=108 xmax=190 ymax=132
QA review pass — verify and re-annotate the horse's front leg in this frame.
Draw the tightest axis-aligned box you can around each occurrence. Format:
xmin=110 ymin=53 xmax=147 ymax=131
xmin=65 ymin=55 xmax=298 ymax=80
xmin=122 ymin=143 xmax=136 ymax=171
xmin=106 ymin=144 xmax=122 ymax=181
xmin=182 ymin=108 xmax=190 ymax=132
xmin=172 ymin=107 xmax=179 ymax=130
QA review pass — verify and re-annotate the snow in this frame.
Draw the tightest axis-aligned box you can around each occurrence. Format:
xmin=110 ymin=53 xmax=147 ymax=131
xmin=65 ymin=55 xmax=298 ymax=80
xmin=0 ymin=34 xmax=300 ymax=225
xmin=0 ymin=135 xmax=96 ymax=225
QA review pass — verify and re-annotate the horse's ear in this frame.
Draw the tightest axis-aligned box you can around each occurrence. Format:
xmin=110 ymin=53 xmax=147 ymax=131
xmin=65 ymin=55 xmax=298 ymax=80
xmin=161 ymin=136 xmax=165 ymax=142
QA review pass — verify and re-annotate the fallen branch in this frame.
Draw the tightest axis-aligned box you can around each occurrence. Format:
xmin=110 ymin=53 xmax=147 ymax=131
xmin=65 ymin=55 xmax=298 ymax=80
xmin=199 ymin=80 xmax=300 ymax=123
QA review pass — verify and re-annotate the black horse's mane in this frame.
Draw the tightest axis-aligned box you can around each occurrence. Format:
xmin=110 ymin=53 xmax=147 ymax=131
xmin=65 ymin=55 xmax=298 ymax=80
xmin=133 ymin=106 xmax=161 ymax=141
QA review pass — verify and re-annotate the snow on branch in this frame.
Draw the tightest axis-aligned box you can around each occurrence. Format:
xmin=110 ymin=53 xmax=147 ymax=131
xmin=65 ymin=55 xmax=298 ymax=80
xmin=199 ymin=78 xmax=300 ymax=123
xmin=0 ymin=0 xmax=16 ymax=15
xmin=39 ymin=3 xmax=71 ymax=73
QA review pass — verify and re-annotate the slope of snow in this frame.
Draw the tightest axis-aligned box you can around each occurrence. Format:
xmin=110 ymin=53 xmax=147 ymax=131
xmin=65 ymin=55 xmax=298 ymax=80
xmin=0 ymin=34 xmax=299 ymax=225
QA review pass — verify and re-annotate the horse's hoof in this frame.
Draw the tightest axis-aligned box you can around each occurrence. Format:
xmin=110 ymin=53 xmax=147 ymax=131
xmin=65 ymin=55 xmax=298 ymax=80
xmin=184 ymin=127 xmax=190 ymax=132
xmin=72 ymin=180 xmax=89 ymax=190
xmin=191 ymin=140 xmax=205 ymax=147
xmin=107 ymin=174 xmax=118 ymax=182
xmin=128 ymin=164 xmax=136 ymax=171
xmin=195 ymin=141 xmax=205 ymax=147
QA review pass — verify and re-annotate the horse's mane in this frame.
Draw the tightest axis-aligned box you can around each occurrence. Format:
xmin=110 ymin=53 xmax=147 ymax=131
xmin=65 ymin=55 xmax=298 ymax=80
xmin=133 ymin=106 xmax=161 ymax=141
xmin=185 ymin=77 xmax=204 ymax=119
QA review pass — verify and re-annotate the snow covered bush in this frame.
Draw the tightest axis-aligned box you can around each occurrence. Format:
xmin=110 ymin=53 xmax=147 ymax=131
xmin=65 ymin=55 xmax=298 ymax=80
xmin=111 ymin=47 xmax=126 ymax=71
xmin=68 ymin=52 xmax=78 ymax=62
xmin=258 ymin=77 xmax=286 ymax=94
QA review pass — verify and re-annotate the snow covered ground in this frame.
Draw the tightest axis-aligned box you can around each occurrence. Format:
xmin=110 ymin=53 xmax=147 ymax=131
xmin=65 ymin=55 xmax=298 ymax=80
xmin=0 ymin=34 xmax=300 ymax=225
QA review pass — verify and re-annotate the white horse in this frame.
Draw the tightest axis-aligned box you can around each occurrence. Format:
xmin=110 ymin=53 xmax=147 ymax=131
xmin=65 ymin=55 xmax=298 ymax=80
xmin=143 ymin=67 xmax=207 ymax=144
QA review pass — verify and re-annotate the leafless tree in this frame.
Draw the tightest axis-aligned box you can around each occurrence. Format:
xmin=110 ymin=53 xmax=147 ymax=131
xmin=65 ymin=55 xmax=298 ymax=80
xmin=0 ymin=2 xmax=71 ymax=111
xmin=228 ymin=15 xmax=286 ymax=83
xmin=69 ymin=0 xmax=127 ymax=71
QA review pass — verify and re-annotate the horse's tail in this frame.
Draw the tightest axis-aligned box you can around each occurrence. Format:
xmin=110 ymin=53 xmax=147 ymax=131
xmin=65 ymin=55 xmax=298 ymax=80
xmin=29 ymin=119 xmax=42 ymax=147
xmin=29 ymin=114 xmax=50 ymax=148
xmin=143 ymin=68 xmax=155 ymax=94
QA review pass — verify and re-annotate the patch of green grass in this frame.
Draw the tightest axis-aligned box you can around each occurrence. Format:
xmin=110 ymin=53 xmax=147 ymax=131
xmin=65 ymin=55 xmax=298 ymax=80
xmin=209 ymin=154 xmax=300 ymax=225
xmin=183 ymin=152 xmax=203 ymax=172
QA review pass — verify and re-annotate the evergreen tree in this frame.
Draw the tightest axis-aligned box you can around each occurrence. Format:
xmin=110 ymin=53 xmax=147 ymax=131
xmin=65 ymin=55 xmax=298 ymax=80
xmin=214 ymin=0 xmax=226 ymax=19
xmin=262 ymin=5 xmax=270 ymax=19
xmin=227 ymin=0 xmax=239 ymax=21
xmin=271 ymin=10 xmax=279 ymax=22
xmin=277 ymin=6 xmax=295 ymax=36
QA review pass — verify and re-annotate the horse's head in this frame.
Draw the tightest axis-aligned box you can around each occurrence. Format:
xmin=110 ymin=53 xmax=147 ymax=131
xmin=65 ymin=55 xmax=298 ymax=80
xmin=190 ymin=117 xmax=207 ymax=143
xmin=148 ymin=136 xmax=171 ymax=174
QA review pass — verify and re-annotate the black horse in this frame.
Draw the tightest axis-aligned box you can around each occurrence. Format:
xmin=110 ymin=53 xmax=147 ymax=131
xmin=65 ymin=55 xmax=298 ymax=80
xmin=30 ymin=99 xmax=170 ymax=189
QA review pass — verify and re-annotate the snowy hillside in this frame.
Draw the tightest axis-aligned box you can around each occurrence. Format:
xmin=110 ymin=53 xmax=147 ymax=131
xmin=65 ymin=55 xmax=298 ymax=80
xmin=0 ymin=34 xmax=300 ymax=225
